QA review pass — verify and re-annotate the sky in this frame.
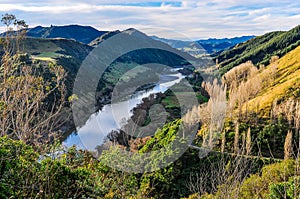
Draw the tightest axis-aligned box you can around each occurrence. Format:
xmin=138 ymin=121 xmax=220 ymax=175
xmin=0 ymin=0 xmax=300 ymax=40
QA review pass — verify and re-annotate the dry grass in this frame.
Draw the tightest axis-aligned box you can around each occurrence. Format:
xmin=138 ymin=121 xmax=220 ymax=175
xmin=230 ymin=46 xmax=300 ymax=116
xmin=31 ymin=56 xmax=56 ymax=63
xmin=223 ymin=61 xmax=258 ymax=87
xmin=224 ymin=46 xmax=300 ymax=116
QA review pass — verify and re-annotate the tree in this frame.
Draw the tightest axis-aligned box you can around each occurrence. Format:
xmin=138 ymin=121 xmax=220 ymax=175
xmin=0 ymin=14 xmax=67 ymax=149
xmin=284 ymin=130 xmax=293 ymax=160
xmin=186 ymin=78 xmax=226 ymax=150
xmin=234 ymin=122 xmax=239 ymax=154
xmin=246 ymin=127 xmax=251 ymax=156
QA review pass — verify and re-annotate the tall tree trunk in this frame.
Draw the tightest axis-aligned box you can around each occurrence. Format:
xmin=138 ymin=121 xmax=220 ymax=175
xmin=246 ymin=127 xmax=251 ymax=156
xmin=234 ymin=122 xmax=239 ymax=154
xmin=284 ymin=130 xmax=293 ymax=160
xmin=221 ymin=131 xmax=226 ymax=153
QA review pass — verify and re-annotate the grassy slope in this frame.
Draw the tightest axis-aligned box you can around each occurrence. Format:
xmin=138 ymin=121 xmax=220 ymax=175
xmin=247 ymin=45 xmax=300 ymax=115
xmin=18 ymin=37 xmax=92 ymax=64
xmin=0 ymin=37 xmax=93 ymax=88
xmin=7 ymin=38 xmax=93 ymax=98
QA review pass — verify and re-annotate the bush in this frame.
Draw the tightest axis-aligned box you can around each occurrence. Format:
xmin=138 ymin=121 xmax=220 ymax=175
xmin=0 ymin=137 xmax=96 ymax=198
xmin=269 ymin=176 xmax=300 ymax=199
xmin=238 ymin=160 xmax=296 ymax=198
xmin=0 ymin=136 xmax=38 ymax=198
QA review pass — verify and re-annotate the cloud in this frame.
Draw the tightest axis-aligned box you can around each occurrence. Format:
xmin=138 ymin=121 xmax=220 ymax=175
xmin=0 ymin=0 xmax=299 ymax=39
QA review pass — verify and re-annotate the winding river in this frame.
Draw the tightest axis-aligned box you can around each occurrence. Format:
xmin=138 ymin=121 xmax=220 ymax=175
xmin=63 ymin=71 xmax=184 ymax=151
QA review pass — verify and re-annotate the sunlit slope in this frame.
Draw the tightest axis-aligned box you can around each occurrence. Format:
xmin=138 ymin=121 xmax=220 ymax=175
xmin=248 ymin=45 xmax=300 ymax=114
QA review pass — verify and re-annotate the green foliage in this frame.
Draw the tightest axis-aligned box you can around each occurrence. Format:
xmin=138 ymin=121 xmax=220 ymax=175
xmin=194 ymin=160 xmax=297 ymax=199
xmin=38 ymin=158 xmax=94 ymax=198
xmin=0 ymin=136 xmax=38 ymax=198
xmin=220 ymin=115 xmax=290 ymax=159
xmin=1 ymin=130 xmax=292 ymax=199
xmin=269 ymin=176 xmax=300 ymax=199
xmin=0 ymin=137 xmax=97 ymax=198
xmin=257 ymin=116 xmax=288 ymax=157
xmin=139 ymin=119 xmax=181 ymax=153
xmin=237 ymin=160 xmax=295 ymax=198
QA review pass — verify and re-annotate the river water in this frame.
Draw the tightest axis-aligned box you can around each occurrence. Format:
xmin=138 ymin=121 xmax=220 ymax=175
xmin=63 ymin=72 xmax=184 ymax=151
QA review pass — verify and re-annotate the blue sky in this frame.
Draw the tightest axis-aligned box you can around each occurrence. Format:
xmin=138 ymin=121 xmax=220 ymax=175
xmin=0 ymin=0 xmax=300 ymax=40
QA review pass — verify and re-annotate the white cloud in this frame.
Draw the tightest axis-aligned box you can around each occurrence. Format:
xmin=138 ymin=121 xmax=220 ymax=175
xmin=0 ymin=0 xmax=299 ymax=39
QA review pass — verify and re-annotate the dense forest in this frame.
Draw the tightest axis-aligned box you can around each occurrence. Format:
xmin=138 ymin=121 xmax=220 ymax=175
xmin=0 ymin=14 xmax=299 ymax=199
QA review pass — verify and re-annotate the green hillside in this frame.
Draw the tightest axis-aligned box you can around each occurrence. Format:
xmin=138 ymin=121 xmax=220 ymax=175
xmin=18 ymin=37 xmax=93 ymax=63
xmin=16 ymin=38 xmax=93 ymax=95
xmin=216 ymin=25 xmax=300 ymax=75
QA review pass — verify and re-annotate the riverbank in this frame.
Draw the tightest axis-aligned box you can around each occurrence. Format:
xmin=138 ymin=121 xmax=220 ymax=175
xmin=62 ymin=72 xmax=185 ymax=149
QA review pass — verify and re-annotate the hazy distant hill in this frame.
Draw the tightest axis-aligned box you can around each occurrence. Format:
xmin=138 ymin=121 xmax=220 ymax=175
xmin=197 ymin=36 xmax=255 ymax=54
xmin=151 ymin=36 xmax=207 ymax=57
xmin=151 ymin=35 xmax=254 ymax=57
xmin=216 ymin=25 xmax=300 ymax=74
xmin=0 ymin=26 xmax=195 ymax=73
xmin=0 ymin=25 xmax=107 ymax=44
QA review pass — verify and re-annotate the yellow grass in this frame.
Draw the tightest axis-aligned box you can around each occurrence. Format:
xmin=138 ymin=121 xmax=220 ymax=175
xmin=31 ymin=56 xmax=56 ymax=63
xmin=246 ymin=45 xmax=300 ymax=116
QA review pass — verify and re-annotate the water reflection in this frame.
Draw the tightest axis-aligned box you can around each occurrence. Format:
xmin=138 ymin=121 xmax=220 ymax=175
xmin=63 ymin=73 xmax=184 ymax=151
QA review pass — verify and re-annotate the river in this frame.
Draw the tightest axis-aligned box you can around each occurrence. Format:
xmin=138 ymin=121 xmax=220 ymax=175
xmin=63 ymin=71 xmax=185 ymax=151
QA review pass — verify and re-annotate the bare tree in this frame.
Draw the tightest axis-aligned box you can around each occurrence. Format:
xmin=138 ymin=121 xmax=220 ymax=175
xmin=0 ymin=14 xmax=68 ymax=148
xmin=246 ymin=127 xmax=252 ymax=156
xmin=185 ymin=78 xmax=227 ymax=150
xmin=234 ymin=122 xmax=240 ymax=154
xmin=186 ymin=153 xmax=253 ymax=199
xmin=295 ymin=101 xmax=300 ymax=159
xmin=284 ymin=130 xmax=293 ymax=160
xmin=223 ymin=61 xmax=258 ymax=88
xmin=221 ymin=130 xmax=226 ymax=153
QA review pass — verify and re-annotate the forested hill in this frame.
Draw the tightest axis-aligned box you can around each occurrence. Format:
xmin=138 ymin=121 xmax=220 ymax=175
xmin=215 ymin=25 xmax=300 ymax=75
xmin=0 ymin=25 xmax=107 ymax=44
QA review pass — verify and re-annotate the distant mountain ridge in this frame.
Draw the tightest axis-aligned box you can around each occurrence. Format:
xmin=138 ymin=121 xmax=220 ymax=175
xmin=197 ymin=36 xmax=255 ymax=44
xmin=0 ymin=24 xmax=254 ymax=57
xmin=151 ymin=35 xmax=255 ymax=57
xmin=88 ymin=28 xmax=197 ymax=65
xmin=197 ymin=36 xmax=255 ymax=53
xmin=95 ymin=27 xmax=197 ymax=68
xmin=150 ymin=36 xmax=206 ymax=57
xmin=0 ymin=25 xmax=107 ymax=44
